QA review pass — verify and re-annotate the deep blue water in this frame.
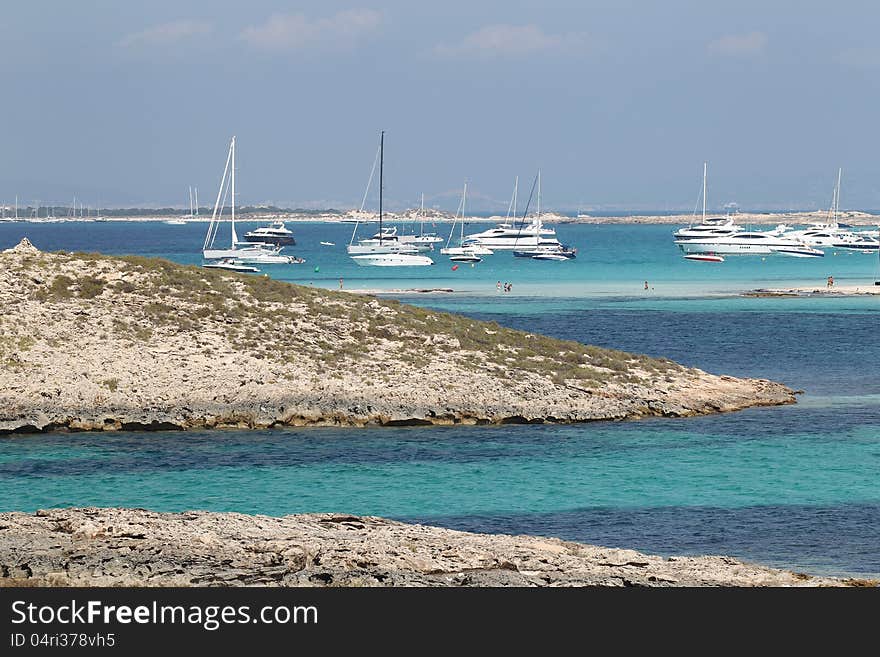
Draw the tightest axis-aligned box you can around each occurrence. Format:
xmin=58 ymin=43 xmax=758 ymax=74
xmin=0 ymin=220 xmax=878 ymax=578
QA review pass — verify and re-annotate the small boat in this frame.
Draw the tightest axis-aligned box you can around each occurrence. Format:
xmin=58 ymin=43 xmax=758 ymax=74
xmin=234 ymin=252 xmax=305 ymax=264
xmin=684 ymin=253 xmax=725 ymax=262
xmin=165 ymin=219 xmax=186 ymax=225
xmin=203 ymin=259 xmax=260 ymax=273
xmin=772 ymin=245 xmax=825 ymax=258
xmin=449 ymin=253 xmax=482 ymax=263
xmin=515 ymin=244 xmax=577 ymax=259
xmin=320 ymin=241 xmax=335 ymax=246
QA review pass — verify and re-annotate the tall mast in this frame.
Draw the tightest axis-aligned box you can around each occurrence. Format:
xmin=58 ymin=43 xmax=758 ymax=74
xmin=378 ymin=130 xmax=384 ymax=244
xmin=14 ymin=195 xmax=17 ymax=220
xmin=536 ymin=169 xmax=542 ymax=230
xmin=189 ymin=186 xmax=193 ymax=219
xmin=420 ymin=192 xmax=424 ymax=235
xmin=205 ymin=136 xmax=234 ymax=251
xmin=702 ymin=161 xmax=707 ymax=223
xmin=835 ymin=167 xmax=842 ymax=223
xmin=230 ymin=136 xmax=236 ymax=247
xmin=513 ymin=176 xmax=518 ymax=222
xmin=461 ymin=182 xmax=467 ymax=241
xmin=195 ymin=187 xmax=199 ymax=217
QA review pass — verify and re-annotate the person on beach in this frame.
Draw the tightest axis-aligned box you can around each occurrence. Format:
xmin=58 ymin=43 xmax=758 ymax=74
xmin=339 ymin=278 xmax=344 ymax=290
xmin=644 ymin=280 xmax=649 ymax=291
xmin=827 ymin=276 xmax=834 ymax=288
xmin=496 ymin=280 xmax=501 ymax=291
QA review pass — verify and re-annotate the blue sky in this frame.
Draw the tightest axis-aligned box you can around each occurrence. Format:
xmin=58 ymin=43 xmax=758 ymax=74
xmin=1 ymin=1 xmax=878 ymax=211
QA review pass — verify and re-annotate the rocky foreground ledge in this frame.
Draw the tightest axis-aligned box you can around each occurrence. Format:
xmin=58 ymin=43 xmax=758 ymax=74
xmin=0 ymin=239 xmax=795 ymax=433
xmin=0 ymin=508 xmax=859 ymax=587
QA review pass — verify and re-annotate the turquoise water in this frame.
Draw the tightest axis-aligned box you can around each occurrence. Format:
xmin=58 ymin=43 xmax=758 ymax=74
xmin=1 ymin=221 xmax=878 ymax=577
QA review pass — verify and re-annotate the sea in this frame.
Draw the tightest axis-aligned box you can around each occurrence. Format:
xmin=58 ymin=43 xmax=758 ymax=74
xmin=1 ymin=219 xmax=879 ymax=578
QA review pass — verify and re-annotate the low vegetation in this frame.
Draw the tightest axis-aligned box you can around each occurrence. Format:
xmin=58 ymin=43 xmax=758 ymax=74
xmin=2 ymin=249 xmax=687 ymax=390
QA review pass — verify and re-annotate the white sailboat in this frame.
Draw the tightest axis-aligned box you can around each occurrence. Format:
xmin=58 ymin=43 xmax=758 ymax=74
xmin=202 ymin=137 xmax=286 ymax=261
xmin=782 ymin=169 xmax=878 ymax=252
xmin=349 ymin=132 xmax=434 ymax=267
xmin=440 ymin=182 xmax=492 ymax=260
xmin=397 ymin=194 xmax=443 ymax=251
xmin=674 ymin=163 xmax=743 ymax=241
xmin=512 ymin=171 xmax=575 ymax=259
xmin=166 ymin=186 xmax=193 ymax=225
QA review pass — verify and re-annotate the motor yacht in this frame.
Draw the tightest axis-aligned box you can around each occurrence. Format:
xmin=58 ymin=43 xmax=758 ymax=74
xmin=675 ymin=225 xmax=822 ymax=256
xmin=243 ymin=220 xmax=296 ymax=246
xmin=465 ymin=219 xmax=558 ymax=250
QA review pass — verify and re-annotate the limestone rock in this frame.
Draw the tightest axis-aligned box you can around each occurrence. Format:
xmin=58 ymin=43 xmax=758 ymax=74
xmin=0 ymin=508 xmax=855 ymax=587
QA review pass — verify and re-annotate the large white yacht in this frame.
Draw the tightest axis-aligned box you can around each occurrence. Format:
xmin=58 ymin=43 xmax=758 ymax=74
xmin=464 ymin=174 xmax=560 ymax=250
xmin=780 ymin=223 xmax=878 ymax=252
xmin=675 ymin=225 xmax=824 ymax=257
xmin=674 ymin=216 xmax=744 ymax=241
xmin=351 ymin=252 xmax=433 ymax=266
xmin=464 ymin=219 xmax=558 ymax=250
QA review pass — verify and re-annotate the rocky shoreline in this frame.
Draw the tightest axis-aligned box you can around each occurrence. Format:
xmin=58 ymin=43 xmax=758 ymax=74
xmin=0 ymin=507 xmax=866 ymax=587
xmin=0 ymin=238 xmax=796 ymax=434
xmin=744 ymin=284 xmax=880 ymax=297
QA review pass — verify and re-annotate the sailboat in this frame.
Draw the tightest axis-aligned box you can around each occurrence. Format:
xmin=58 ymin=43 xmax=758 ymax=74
xmin=202 ymin=137 xmax=293 ymax=263
xmin=397 ymin=193 xmax=444 ymax=251
xmin=349 ymin=132 xmax=434 ymax=266
xmin=674 ymin=163 xmax=743 ymax=241
xmin=465 ymin=175 xmax=559 ymax=249
xmin=512 ymin=171 xmax=575 ymax=259
xmin=440 ymin=182 xmax=492 ymax=261
xmin=166 ymin=187 xmax=194 ymax=225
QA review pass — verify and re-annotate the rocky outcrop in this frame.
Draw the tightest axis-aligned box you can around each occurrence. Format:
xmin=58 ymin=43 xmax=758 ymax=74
xmin=0 ymin=240 xmax=796 ymax=433
xmin=0 ymin=508 xmax=856 ymax=587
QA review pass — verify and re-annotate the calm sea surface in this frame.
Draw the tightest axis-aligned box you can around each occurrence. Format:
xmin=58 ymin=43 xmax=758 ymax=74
xmin=1 ymin=220 xmax=878 ymax=577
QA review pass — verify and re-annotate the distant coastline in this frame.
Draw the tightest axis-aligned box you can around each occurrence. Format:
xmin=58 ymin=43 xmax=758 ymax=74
xmin=1 ymin=208 xmax=878 ymax=226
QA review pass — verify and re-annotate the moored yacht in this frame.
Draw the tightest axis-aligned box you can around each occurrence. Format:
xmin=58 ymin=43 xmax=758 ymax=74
xmin=675 ymin=225 xmax=824 ymax=256
xmin=203 ymin=137 xmax=290 ymax=261
xmin=347 ymin=225 xmax=422 ymax=255
xmin=397 ymin=194 xmax=444 ymax=251
xmin=347 ymin=132 xmax=434 ymax=266
xmin=351 ymin=252 xmax=433 ymax=266
xmin=465 ymin=219 xmax=557 ymax=250
xmin=439 ymin=182 xmax=493 ymax=260
xmin=243 ymin=220 xmax=296 ymax=246
xmin=673 ymin=163 xmax=744 ymax=241
xmin=674 ymin=216 xmax=744 ymax=240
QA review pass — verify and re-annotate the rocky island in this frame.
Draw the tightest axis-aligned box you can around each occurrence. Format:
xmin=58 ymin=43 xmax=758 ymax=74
xmin=0 ymin=507 xmax=862 ymax=587
xmin=0 ymin=238 xmax=795 ymax=433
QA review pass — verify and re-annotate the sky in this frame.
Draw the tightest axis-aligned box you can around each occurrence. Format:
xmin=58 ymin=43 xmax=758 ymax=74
xmin=1 ymin=0 xmax=879 ymax=212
